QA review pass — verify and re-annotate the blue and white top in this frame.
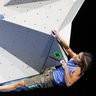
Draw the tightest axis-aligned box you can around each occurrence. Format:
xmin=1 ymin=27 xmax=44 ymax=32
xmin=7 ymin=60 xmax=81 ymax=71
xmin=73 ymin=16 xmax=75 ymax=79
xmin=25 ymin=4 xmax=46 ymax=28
xmin=53 ymin=59 xmax=79 ymax=86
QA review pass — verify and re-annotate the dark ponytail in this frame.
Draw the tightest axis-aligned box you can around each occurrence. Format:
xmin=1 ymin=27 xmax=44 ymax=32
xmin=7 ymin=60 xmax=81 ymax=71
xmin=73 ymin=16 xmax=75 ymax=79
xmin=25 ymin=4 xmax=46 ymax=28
xmin=80 ymin=52 xmax=93 ymax=75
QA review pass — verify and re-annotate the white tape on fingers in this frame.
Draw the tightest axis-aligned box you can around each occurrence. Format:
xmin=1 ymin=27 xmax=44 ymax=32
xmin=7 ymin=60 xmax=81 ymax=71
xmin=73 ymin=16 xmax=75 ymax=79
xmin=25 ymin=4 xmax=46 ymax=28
xmin=60 ymin=60 xmax=65 ymax=64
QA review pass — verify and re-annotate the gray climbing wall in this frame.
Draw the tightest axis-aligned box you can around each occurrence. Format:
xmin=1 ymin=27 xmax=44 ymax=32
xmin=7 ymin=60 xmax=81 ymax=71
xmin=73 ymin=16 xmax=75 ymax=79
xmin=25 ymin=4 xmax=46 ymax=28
xmin=0 ymin=0 xmax=85 ymax=83
xmin=0 ymin=20 xmax=53 ymax=82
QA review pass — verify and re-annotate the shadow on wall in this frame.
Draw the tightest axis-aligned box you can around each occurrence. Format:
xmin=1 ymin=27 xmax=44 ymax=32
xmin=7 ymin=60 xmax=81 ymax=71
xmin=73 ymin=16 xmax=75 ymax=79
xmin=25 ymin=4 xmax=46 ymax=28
xmin=4 ymin=0 xmax=59 ymax=6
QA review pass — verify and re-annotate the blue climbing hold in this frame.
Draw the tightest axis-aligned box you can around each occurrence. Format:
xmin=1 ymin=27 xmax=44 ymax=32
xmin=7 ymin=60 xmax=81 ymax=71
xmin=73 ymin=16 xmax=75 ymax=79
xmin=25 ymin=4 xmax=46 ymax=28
xmin=0 ymin=14 xmax=4 ymax=19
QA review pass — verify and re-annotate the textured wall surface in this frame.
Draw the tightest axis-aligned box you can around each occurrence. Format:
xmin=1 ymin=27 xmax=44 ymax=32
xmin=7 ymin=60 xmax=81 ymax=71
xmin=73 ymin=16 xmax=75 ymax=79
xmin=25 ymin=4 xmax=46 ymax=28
xmin=0 ymin=0 xmax=85 ymax=83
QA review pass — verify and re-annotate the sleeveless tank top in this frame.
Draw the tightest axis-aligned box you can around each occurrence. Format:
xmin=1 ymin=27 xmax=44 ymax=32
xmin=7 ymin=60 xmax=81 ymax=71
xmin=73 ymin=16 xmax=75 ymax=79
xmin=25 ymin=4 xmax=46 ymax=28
xmin=53 ymin=59 xmax=79 ymax=86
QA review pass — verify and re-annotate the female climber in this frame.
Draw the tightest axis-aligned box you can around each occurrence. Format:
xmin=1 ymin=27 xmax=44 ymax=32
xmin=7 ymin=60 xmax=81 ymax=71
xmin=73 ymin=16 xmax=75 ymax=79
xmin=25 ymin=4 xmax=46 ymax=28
xmin=0 ymin=29 xmax=93 ymax=92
